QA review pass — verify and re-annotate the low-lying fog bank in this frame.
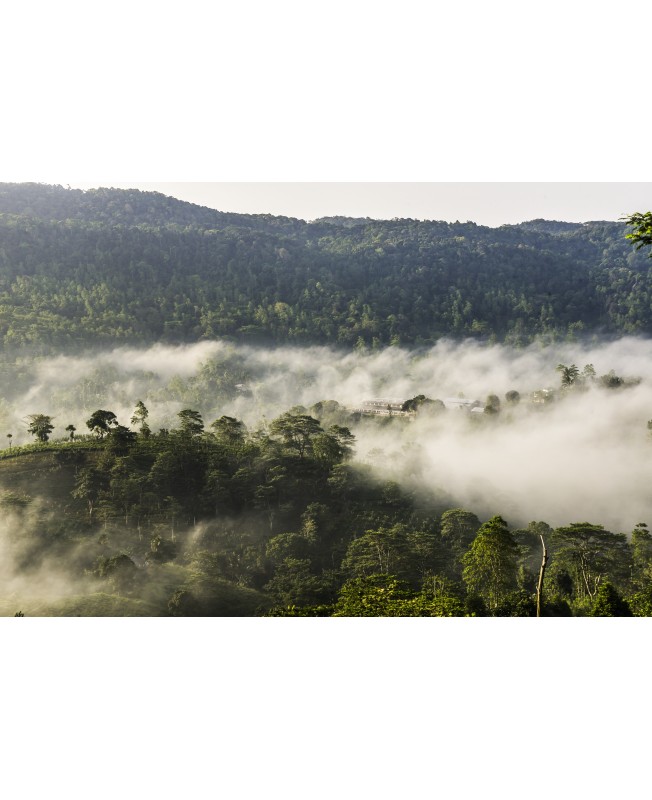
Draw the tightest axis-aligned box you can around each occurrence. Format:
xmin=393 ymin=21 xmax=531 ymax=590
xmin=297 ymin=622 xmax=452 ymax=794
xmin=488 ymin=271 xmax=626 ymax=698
xmin=2 ymin=336 xmax=652 ymax=532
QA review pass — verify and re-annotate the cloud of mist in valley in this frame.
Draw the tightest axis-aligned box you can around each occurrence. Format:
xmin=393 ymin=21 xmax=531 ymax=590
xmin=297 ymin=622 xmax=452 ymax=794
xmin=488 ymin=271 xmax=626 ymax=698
xmin=0 ymin=503 xmax=98 ymax=615
xmin=2 ymin=336 xmax=652 ymax=534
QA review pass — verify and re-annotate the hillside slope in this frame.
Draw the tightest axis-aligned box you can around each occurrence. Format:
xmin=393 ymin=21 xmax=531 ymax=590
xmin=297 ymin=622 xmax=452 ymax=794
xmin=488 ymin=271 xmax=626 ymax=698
xmin=0 ymin=183 xmax=649 ymax=349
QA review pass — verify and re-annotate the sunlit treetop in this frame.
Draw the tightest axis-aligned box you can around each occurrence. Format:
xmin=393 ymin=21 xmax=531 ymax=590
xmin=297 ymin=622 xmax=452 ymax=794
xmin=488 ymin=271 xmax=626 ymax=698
xmin=623 ymin=212 xmax=652 ymax=256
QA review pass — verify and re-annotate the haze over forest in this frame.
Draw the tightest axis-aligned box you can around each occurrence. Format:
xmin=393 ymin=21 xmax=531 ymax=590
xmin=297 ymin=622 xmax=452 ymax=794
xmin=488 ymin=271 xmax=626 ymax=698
xmin=1 ymin=182 xmax=652 ymax=617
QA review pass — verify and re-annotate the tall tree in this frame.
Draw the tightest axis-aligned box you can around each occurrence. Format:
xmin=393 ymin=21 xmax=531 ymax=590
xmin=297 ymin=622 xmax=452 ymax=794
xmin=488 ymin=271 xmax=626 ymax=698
xmin=177 ymin=409 xmax=204 ymax=436
xmin=556 ymin=363 xmax=580 ymax=387
xmin=86 ymin=409 xmax=118 ymax=439
xmin=550 ymin=522 xmax=630 ymax=605
xmin=341 ymin=524 xmax=416 ymax=582
xmin=130 ymin=400 xmax=151 ymax=437
xmin=26 ymin=414 xmax=54 ymax=442
xmin=440 ymin=508 xmax=481 ymax=578
xmin=269 ymin=413 xmax=323 ymax=459
xmin=210 ymin=415 xmax=246 ymax=444
xmin=462 ymin=515 xmax=519 ymax=611
xmin=630 ymin=522 xmax=652 ymax=590
xmin=591 ymin=581 xmax=633 ymax=617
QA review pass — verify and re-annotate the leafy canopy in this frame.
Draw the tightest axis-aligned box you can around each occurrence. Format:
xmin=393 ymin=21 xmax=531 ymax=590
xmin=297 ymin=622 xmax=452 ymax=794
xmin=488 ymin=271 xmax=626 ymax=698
xmin=623 ymin=212 xmax=652 ymax=256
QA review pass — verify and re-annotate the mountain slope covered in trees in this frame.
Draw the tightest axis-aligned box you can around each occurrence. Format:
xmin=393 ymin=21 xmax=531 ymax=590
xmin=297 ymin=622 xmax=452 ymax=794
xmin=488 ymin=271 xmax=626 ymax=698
xmin=2 ymin=400 xmax=649 ymax=617
xmin=0 ymin=182 xmax=650 ymax=350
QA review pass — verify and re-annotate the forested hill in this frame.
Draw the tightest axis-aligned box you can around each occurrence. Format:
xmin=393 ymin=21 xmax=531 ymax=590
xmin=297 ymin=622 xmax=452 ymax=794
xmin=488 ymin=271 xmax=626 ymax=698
xmin=0 ymin=182 xmax=649 ymax=350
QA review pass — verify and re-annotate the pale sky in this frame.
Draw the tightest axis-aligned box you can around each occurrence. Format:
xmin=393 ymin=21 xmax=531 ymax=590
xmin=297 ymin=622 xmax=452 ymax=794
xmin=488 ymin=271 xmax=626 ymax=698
xmin=69 ymin=182 xmax=652 ymax=227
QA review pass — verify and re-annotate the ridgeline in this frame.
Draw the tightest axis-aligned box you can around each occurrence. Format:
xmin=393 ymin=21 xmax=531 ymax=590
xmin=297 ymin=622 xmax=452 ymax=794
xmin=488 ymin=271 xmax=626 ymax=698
xmin=0 ymin=182 xmax=650 ymax=351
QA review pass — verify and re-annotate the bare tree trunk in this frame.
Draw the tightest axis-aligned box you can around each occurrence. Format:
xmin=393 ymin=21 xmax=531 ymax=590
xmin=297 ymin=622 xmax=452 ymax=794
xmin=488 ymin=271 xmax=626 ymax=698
xmin=536 ymin=535 xmax=548 ymax=617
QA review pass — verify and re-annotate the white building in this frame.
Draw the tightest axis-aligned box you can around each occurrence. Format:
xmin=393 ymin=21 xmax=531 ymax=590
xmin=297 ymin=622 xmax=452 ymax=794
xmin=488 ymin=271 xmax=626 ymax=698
xmin=442 ymin=398 xmax=483 ymax=411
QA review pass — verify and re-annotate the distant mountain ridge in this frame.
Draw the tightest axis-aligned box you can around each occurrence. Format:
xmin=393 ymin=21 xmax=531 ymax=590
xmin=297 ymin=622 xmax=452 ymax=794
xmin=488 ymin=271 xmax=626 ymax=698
xmin=0 ymin=182 xmax=303 ymax=233
xmin=0 ymin=182 xmax=648 ymax=351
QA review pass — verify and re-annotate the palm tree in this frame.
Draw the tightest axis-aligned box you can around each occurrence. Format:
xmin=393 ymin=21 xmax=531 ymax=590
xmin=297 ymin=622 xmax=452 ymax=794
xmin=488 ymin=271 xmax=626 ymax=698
xmin=556 ymin=363 xmax=579 ymax=387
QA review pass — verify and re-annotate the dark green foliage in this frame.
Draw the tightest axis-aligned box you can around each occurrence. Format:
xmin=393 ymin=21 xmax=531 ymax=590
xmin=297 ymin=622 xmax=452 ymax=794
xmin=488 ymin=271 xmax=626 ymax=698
xmin=623 ymin=211 xmax=652 ymax=256
xmin=263 ymin=558 xmax=337 ymax=608
xmin=130 ymin=401 xmax=150 ymax=437
xmin=147 ymin=534 xmax=179 ymax=564
xmin=494 ymin=590 xmax=537 ymax=617
xmin=0 ymin=389 xmax=647 ymax=616
xmin=1 ymin=184 xmax=652 ymax=351
xmin=462 ymin=515 xmax=519 ymax=611
xmin=211 ymin=416 xmax=246 ymax=444
xmin=627 ymin=584 xmax=652 ymax=617
xmin=402 ymin=395 xmax=446 ymax=417
xmin=333 ymin=575 xmax=422 ymax=617
xmin=557 ymin=363 xmax=580 ymax=387
xmin=590 ymin=581 xmax=633 ymax=617
xmin=630 ymin=523 xmax=652 ymax=590
xmin=513 ymin=521 xmax=553 ymax=591
xmin=342 ymin=524 xmax=417 ymax=584
xmin=269 ymin=413 xmax=324 ymax=459
xmin=168 ymin=588 xmax=202 ymax=616
xmin=177 ymin=409 xmax=204 ymax=436
xmin=86 ymin=410 xmax=118 ymax=439
xmin=440 ymin=508 xmax=481 ymax=579
xmin=92 ymin=553 xmax=138 ymax=592
xmin=26 ymin=414 xmax=54 ymax=442
xmin=182 ymin=552 xmax=273 ymax=616
xmin=549 ymin=522 xmax=631 ymax=607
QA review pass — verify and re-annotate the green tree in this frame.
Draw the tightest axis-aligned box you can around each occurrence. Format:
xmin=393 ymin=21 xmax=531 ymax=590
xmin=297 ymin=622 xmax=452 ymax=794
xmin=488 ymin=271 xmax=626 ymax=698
xmin=630 ymin=522 xmax=652 ymax=590
xmin=130 ymin=400 xmax=151 ymax=437
xmin=65 ymin=424 xmax=76 ymax=441
xmin=462 ymin=515 xmax=519 ymax=611
xmin=627 ymin=584 xmax=652 ymax=617
xmin=484 ymin=394 xmax=501 ymax=414
xmin=106 ymin=424 xmax=137 ymax=453
xmin=86 ymin=409 xmax=118 ymax=439
xmin=582 ymin=363 xmax=596 ymax=383
xmin=591 ymin=581 xmax=633 ymax=617
xmin=312 ymin=425 xmax=356 ymax=465
xmin=623 ymin=211 xmax=652 ymax=256
xmin=177 ymin=408 xmax=204 ymax=436
xmin=266 ymin=532 xmax=314 ymax=566
xmin=556 ymin=363 xmax=580 ymax=387
xmin=26 ymin=414 xmax=55 ymax=442
xmin=210 ymin=415 xmax=246 ymax=444
xmin=72 ymin=466 xmax=106 ymax=522
xmin=333 ymin=575 xmax=418 ymax=617
xmin=269 ymin=413 xmax=323 ymax=459
xmin=341 ymin=524 xmax=416 ymax=582
xmin=168 ymin=588 xmax=202 ymax=616
xmin=550 ymin=522 xmax=630 ymax=606
xmin=513 ymin=520 xmax=554 ymax=592
xmin=401 ymin=395 xmax=445 ymax=415
xmin=264 ymin=558 xmax=335 ymax=608
xmin=440 ymin=508 xmax=481 ymax=578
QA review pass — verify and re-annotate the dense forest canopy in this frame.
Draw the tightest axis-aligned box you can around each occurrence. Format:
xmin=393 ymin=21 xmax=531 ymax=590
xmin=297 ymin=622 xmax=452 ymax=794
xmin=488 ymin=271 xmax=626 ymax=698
xmin=1 ymin=182 xmax=651 ymax=351
xmin=1 ymin=387 xmax=650 ymax=618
